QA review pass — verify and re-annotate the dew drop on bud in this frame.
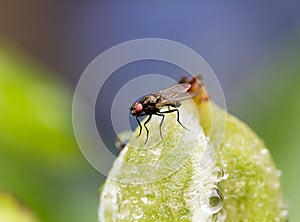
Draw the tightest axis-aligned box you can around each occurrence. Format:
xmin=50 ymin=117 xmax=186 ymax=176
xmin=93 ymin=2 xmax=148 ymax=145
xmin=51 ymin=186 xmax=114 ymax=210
xmin=139 ymin=150 xmax=146 ymax=157
xmin=130 ymin=196 xmax=138 ymax=204
xmin=275 ymin=169 xmax=282 ymax=177
xmin=117 ymin=200 xmax=130 ymax=219
xmin=203 ymin=188 xmax=223 ymax=214
xmin=141 ymin=189 xmax=156 ymax=204
xmin=280 ymin=209 xmax=288 ymax=218
xmin=223 ymin=172 xmax=229 ymax=180
xmin=115 ymin=130 xmax=132 ymax=150
xmin=132 ymin=206 xmax=144 ymax=219
xmin=260 ymin=148 xmax=269 ymax=155
xmin=131 ymin=166 xmax=138 ymax=174
xmin=213 ymin=167 xmax=225 ymax=182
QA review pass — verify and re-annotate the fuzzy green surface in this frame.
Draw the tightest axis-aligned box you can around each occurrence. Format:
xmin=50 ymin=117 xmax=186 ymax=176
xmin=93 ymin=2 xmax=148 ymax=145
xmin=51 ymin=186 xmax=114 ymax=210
xmin=99 ymin=101 xmax=286 ymax=221
xmin=211 ymin=104 xmax=287 ymax=221
xmin=100 ymin=104 xmax=214 ymax=221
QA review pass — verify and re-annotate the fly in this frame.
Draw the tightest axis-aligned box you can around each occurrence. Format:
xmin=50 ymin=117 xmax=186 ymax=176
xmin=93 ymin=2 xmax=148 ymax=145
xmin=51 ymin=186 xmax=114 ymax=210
xmin=130 ymin=83 xmax=198 ymax=144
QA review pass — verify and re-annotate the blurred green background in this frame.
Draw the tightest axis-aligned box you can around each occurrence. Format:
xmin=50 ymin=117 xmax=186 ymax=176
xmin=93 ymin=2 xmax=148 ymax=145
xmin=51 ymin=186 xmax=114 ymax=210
xmin=0 ymin=43 xmax=102 ymax=222
xmin=230 ymin=31 xmax=300 ymax=221
xmin=0 ymin=1 xmax=299 ymax=221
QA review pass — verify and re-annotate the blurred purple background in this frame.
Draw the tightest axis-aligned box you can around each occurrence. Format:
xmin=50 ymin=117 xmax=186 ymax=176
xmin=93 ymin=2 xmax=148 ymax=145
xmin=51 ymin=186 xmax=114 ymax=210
xmin=0 ymin=1 xmax=299 ymax=90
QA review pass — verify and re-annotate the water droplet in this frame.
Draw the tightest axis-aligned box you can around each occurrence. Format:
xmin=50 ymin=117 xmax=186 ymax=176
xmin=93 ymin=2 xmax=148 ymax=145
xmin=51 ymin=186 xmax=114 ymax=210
xmin=275 ymin=170 xmax=282 ymax=177
xmin=131 ymin=166 xmax=138 ymax=174
xmin=273 ymin=182 xmax=280 ymax=189
xmin=150 ymin=148 xmax=161 ymax=156
xmin=132 ymin=178 xmax=139 ymax=184
xmin=131 ymin=196 xmax=138 ymax=204
xmin=223 ymin=172 xmax=229 ymax=180
xmin=266 ymin=167 xmax=272 ymax=173
xmin=132 ymin=206 xmax=144 ymax=219
xmin=102 ymin=191 xmax=108 ymax=199
xmin=119 ymin=182 xmax=127 ymax=188
xmin=115 ymin=131 xmax=132 ymax=150
xmin=124 ymin=191 xmax=130 ymax=197
xmin=213 ymin=167 xmax=224 ymax=182
xmin=280 ymin=209 xmax=288 ymax=218
xmin=180 ymin=215 xmax=190 ymax=221
xmin=128 ymin=157 xmax=138 ymax=163
xmin=260 ymin=148 xmax=269 ymax=155
xmin=118 ymin=200 xmax=130 ymax=219
xmin=141 ymin=190 xmax=156 ymax=204
xmin=139 ymin=150 xmax=146 ymax=157
xmin=202 ymin=188 xmax=223 ymax=214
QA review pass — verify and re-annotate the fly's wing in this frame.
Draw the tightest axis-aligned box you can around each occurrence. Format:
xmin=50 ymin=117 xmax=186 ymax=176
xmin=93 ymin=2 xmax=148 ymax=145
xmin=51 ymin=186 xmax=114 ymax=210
xmin=158 ymin=83 xmax=191 ymax=96
xmin=166 ymin=91 xmax=198 ymax=101
xmin=156 ymin=83 xmax=198 ymax=108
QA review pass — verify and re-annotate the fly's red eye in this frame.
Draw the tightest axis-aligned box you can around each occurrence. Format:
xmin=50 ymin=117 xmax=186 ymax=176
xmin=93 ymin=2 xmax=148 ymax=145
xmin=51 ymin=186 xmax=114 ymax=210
xmin=135 ymin=103 xmax=143 ymax=113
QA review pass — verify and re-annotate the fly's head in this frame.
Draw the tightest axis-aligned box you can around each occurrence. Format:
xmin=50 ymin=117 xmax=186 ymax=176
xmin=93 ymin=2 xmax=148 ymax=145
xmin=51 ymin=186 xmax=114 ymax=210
xmin=130 ymin=102 xmax=143 ymax=116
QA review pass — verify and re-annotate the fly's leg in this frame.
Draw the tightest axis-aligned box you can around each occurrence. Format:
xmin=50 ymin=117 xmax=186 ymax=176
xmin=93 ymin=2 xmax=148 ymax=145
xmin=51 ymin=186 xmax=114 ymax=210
xmin=158 ymin=109 xmax=189 ymax=130
xmin=154 ymin=113 xmax=165 ymax=139
xmin=136 ymin=117 xmax=143 ymax=138
xmin=143 ymin=115 xmax=152 ymax=144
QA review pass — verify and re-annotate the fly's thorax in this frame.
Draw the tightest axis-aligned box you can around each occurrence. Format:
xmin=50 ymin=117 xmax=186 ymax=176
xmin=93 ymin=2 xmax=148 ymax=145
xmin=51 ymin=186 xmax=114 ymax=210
xmin=141 ymin=94 xmax=158 ymax=105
